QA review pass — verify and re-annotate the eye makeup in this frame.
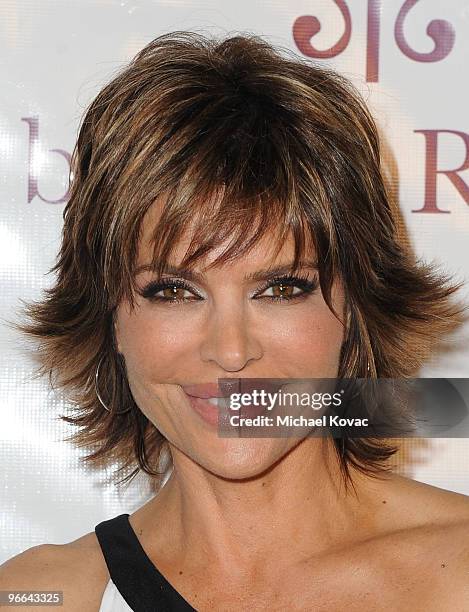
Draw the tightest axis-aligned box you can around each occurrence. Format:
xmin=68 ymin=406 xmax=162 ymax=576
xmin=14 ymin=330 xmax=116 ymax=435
xmin=138 ymin=272 xmax=319 ymax=305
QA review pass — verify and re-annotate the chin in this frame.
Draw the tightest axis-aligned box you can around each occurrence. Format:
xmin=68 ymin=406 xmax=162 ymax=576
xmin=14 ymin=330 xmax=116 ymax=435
xmin=187 ymin=437 xmax=297 ymax=481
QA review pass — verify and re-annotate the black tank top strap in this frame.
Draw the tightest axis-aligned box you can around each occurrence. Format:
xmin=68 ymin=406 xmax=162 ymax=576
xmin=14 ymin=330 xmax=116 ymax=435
xmin=95 ymin=513 xmax=197 ymax=612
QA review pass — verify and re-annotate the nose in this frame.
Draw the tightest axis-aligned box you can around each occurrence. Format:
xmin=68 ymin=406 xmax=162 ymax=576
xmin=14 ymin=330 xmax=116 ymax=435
xmin=199 ymin=302 xmax=263 ymax=372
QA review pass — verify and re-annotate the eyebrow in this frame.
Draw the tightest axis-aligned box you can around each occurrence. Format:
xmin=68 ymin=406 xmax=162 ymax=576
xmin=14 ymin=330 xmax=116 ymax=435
xmin=133 ymin=260 xmax=319 ymax=283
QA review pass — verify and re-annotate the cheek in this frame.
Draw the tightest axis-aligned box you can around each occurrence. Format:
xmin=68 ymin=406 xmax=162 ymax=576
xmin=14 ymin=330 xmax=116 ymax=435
xmin=116 ymin=308 xmax=189 ymax=380
xmin=261 ymin=302 xmax=345 ymax=363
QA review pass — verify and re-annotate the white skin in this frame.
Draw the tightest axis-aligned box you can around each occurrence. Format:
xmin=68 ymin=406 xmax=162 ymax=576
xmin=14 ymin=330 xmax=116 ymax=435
xmin=114 ymin=198 xmax=392 ymax=590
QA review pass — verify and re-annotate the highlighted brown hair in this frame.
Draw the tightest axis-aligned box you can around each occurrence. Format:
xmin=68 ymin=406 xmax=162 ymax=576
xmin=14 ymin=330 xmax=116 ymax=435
xmin=13 ymin=31 xmax=466 ymax=489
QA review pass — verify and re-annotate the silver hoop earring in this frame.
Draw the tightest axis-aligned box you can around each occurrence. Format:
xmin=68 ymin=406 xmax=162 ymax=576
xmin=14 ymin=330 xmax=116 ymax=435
xmin=95 ymin=355 xmax=131 ymax=414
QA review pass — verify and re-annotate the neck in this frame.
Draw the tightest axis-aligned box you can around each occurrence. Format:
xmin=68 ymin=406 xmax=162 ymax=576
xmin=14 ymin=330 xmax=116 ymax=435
xmin=136 ymin=438 xmax=392 ymax=578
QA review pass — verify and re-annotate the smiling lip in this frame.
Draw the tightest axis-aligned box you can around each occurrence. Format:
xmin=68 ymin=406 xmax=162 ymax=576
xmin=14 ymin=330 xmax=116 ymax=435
xmin=183 ymin=391 xmax=267 ymax=427
xmin=184 ymin=394 xmax=224 ymax=426
xmin=182 ymin=380 xmax=240 ymax=399
xmin=182 ymin=381 xmax=236 ymax=428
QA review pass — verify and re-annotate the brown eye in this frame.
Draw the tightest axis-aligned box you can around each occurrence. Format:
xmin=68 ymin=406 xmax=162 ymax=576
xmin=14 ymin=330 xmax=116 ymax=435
xmin=261 ymin=283 xmax=299 ymax=299
xmin=255 ymin=275 xmax=319 ymax=302
xmin=140 ymin=279 xmax=201 ymax=303
xmin=160 ymin=286 xmax=191 ymax=300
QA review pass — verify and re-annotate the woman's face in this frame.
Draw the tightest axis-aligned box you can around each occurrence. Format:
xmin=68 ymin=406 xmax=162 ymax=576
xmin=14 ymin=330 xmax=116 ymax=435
xmin=114 ymin=199 xmax=346 ymax=479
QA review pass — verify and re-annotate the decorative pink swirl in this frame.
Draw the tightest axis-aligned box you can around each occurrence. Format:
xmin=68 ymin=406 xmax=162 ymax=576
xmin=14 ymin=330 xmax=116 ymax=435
xmin=394 ymin=0 xmax=455 ymax=62
xmin=293 ymin=0 xmax=352 ymax=59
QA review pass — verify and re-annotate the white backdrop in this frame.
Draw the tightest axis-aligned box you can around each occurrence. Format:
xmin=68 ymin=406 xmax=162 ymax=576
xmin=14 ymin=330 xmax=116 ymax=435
xmin=1 ymin=0 xmax=469 ymax=563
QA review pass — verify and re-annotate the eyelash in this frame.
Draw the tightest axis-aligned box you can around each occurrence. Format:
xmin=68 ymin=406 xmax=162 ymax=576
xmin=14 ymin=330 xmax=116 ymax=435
xmin=139 ymin=274 xmax=319 ymax=305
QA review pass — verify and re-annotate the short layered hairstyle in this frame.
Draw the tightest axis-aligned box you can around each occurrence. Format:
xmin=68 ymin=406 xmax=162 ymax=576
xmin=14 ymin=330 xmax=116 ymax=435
xmin=14 ymin=31 xmax=465 ymax=489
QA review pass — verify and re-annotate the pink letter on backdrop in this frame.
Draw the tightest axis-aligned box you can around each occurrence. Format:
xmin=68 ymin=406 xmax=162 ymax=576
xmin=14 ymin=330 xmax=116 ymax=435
xmin=413 ymin=129 xmax=469 ymax=214
xmin=22 ymin=116 xmax=71 ymax=204
xmin=366 ymin=0 xmax=381 ymax=82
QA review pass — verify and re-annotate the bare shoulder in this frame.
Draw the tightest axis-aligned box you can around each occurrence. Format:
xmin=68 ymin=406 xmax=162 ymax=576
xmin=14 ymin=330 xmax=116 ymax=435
xmin=0 ymin=531 xmax=109 ymax=611
xmin=388 ymin=473 xmax=469 ymax=523
xmin=378 ymin=474 xmax=469 ymax=606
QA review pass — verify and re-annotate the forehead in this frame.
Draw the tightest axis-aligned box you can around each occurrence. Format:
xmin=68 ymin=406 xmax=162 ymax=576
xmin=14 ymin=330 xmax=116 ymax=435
xmin=137 ymin=195 xmax=316 ymax=270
